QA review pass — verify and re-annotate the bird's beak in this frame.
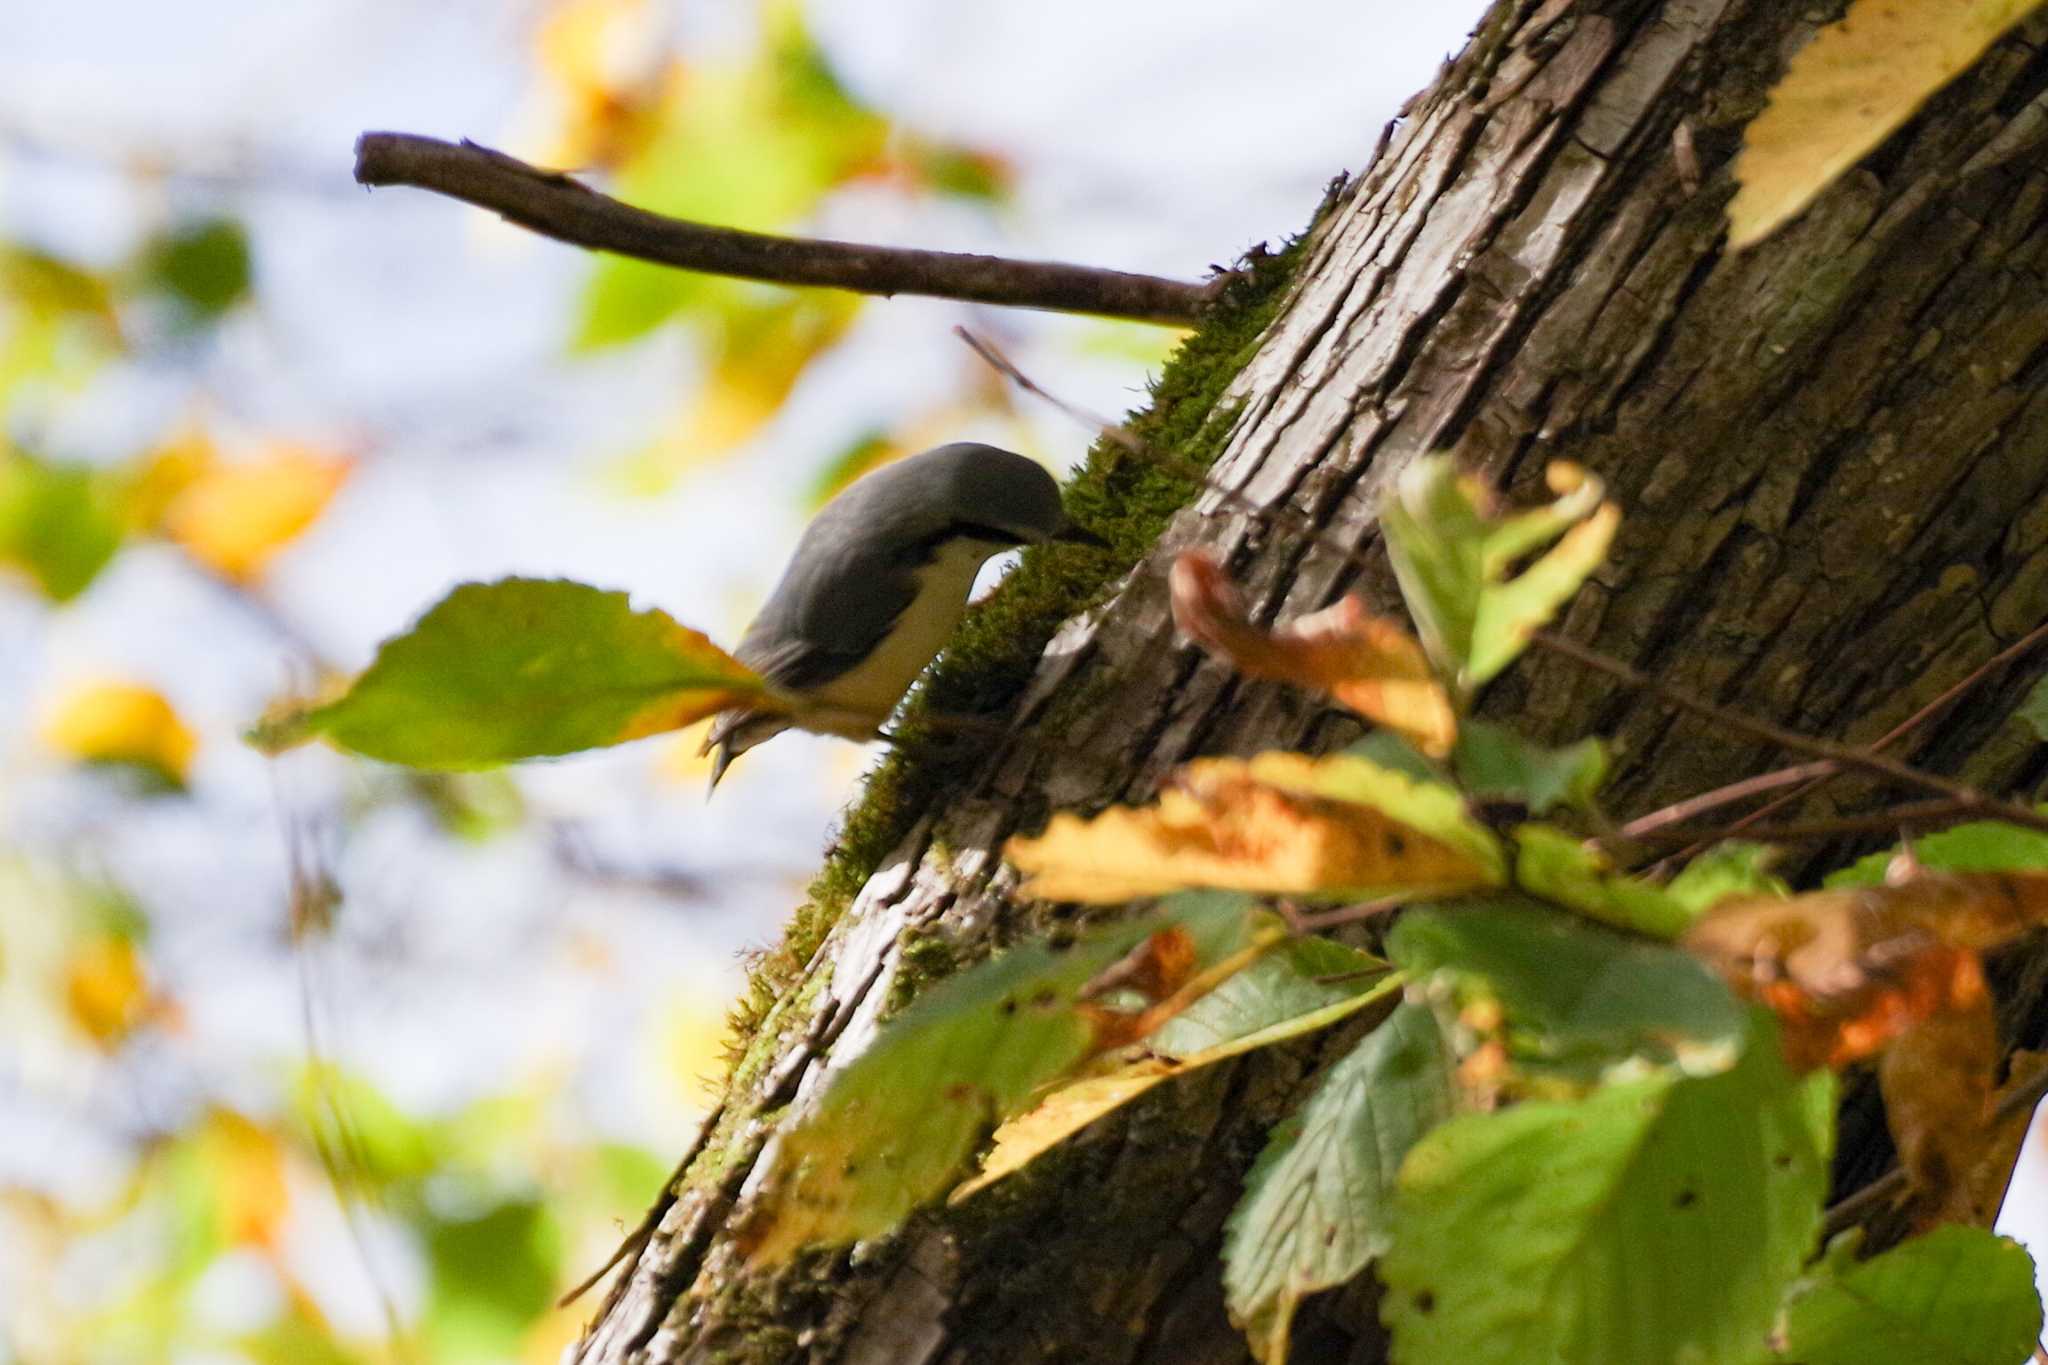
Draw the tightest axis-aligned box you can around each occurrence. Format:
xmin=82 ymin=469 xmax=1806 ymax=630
xmin=1050 ymin=518 xmax=1110 ymax=549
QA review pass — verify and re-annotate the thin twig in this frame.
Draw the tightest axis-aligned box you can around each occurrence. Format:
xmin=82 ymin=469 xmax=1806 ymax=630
xmin=1658 ymin=618 xmax=2048 ymax=866
xmin=1627 ymin=799 xmax=1973 ymax=850
xmin=956 ymin=327 xmax=1207 ymax=479
xmin=557 ymin=1099 xmax=728 ymax=1308
xmin=956 ymin=326 xmax=1382 ymax=572
xmin=354 ymin=133 xmax=1217 ymax=326
xmin=1615 ymin=761 xmax=1841 ymax=841
xmin=1288 ymin=894 xmax=1413 ymax=934
xmin=1532 ymin=631 xmax=2048 ymax=836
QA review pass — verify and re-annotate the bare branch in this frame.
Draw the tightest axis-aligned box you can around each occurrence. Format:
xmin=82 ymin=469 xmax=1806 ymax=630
xmin=1533 ymin=631 xmax=2048 ymax=837
xmin=353 ymin=132 xmax=1219 ymax=326
xmin=1651 ymin=617 xmax=2048 ymax=867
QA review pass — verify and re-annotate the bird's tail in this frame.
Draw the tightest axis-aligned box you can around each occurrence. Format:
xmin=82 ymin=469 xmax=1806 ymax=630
xmin=701 ymin=707 xmax=788 ymax=794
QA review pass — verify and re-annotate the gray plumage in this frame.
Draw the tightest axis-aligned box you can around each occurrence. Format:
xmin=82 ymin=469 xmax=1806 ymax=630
xmin=703 ymin=442 xmax=1098 ymax=786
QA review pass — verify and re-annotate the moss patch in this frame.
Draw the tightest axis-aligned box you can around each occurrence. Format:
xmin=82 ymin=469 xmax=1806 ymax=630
xmin=731 ymin=226 xmax=1322 ymax=1043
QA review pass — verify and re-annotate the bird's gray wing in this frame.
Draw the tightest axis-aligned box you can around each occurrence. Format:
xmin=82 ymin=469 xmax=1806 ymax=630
xmin=736 ymin=543 xmax=921 ymax=692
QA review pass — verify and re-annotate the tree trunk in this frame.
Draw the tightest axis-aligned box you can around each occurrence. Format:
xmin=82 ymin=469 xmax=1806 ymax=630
xmin=575 ymin=1 xmax=2048 ymax=1360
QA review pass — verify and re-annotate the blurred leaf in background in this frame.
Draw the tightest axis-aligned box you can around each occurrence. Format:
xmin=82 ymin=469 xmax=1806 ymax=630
xmin=41 ymin=679 xmax=200 ymax=792
xmin=0 ymin=0 xmax=1212 ymax=1355
xmin=547 ymin=0 xmax=1018 ymax=489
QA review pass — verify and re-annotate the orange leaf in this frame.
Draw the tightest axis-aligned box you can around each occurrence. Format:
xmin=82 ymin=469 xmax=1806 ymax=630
xmin=164 ymin=443 xmax=351 ymax=581
xmin=1683 ymin=869 xmax=2048 ymax=1069
xmin=1685 ymin=868 xmax=2048 ymax=1222
xmin=1006 ymin=756 xmax=1498 ymax=904
xmin=1170 ymin=550 xmax=1456 ymax=758
xmin=204 ymin=1109 xmax=291 ymax=1249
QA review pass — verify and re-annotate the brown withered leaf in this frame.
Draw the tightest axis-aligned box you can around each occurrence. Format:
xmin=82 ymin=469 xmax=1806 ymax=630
xmin=1170 ymin=549 xmax=1457 ymax=758
xmin=1007 ymin=756 xmax=1500 ymax=904
xmin=1880 ymin=984 xmax=1999 ymax=1227
xmin=1684 ymin=869 xmax=2048 ymax=1226
xmin=1073 ymin=921 xmax=1269 ymax=1054
xmin=1681 ymin=869 xmax=2048 ymax=1071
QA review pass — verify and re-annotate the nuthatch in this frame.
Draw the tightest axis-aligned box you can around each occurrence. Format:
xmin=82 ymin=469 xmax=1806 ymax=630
xmin=704 ymin=442 xmax=1104 ymax=787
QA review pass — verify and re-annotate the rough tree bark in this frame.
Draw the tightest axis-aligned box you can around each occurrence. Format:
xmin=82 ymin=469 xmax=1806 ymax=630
xmin=575 ymin=0 xmax=2048 ymax=1360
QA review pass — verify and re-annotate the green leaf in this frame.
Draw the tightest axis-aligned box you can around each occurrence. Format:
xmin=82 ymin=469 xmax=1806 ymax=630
xmin=249 ymin=578 xmax=772 ymax=768
xmin=1224 ymin=1002 xmax=1459 ymax=1365
xmin=136 ymin=217 xmax=251 ymax=322
xmin=952 ymin=966 xmax=1404 ymax=1204
xmin=1380 ymin=456 xmax=1486 ymax=691
xmin=1512 ymin=823 xmax=1695 ymax=938
xmin=1152 ymin=935 xmax=1385 ymax=1058
xmin=1389 ymin=901 xmax=1749 ymax=1087
xmin=806 ymin=428 xmax=894 ymax=510
xmin=1451 ymin=720 xmax=1606 ymax=814
xmin=0 ymin=242 xmax=117 ymax=323
xmin=1343 ymin=731 xmax=1442 ymax=785
xmin=288 ymin=1062 xmax=442 ymax=1189
xmin=1470 ymin=503 xmax=1617 ymax=687
xmin=1381 ymin=455 xmax=1618 ymax=694
xmin=1667 ymin=841 xmax=1789 ymax=914
xmin=423 ymin=1198 xmax=561 ymax=1362
xmin=573 ymin=18 xmax=888 ymax=349
xmin=2020 ymin=672 xmax=2048 ymax=742
xmin=1825 ymin=815 xmax=2048 ymax=887
xmin=743 ymin=895 xmax=1269 ymax=1264
xmin=1777 ymin=1225 xmax=2042 ymax=1365
xmin=1381 ymin=1017 xmax=1833 ymax=1365
xmin=0 ymin=449 xmax=126 ymax=601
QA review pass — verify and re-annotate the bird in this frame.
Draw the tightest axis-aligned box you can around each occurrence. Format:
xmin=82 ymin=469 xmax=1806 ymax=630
xmin=703 ymin=442 xmax=1106 ymax=788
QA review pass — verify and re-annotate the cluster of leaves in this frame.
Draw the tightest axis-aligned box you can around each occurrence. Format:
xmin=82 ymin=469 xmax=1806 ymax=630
xmin=2 ymin=212 xmax=353 ymax=793
xmin=276 ymin=454 xmax=2048 ymax=1357
xmin=712 ymin=455 xmax=2048 ymax=1364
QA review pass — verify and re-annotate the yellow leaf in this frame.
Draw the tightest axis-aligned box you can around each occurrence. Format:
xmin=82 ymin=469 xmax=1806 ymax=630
xmin=1729 ymin=0 xmax=2048 ymax=248
xmin=618 ymin=295 xmax=862 ymax=491
xmin=123 ymin=421 xmax=216 ymax=531
xmin=203 ymin=1109 xmax=291 ymax=1249
xmin=1006 ymin=755 xmax=1500 ymax=903
xmin=951 ymin=982 xmax=1398 ymax=1203
xmin=43 ymin=680 xmax=199 ymax=787
xmin=164 ymin=442 xmax=350 ymax=580
xmin=63 ymin=933 xmax=149 ymax=1048
xmin=1170 ymin=549 xmax=1457 ymax=757
xmin=532 ymin=0 xmax=667 ymax=167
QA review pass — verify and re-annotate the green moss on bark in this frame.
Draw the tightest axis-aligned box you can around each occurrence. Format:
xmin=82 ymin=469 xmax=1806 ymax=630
xmin=728 ymin=224 xmax=1321 ymax=1048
